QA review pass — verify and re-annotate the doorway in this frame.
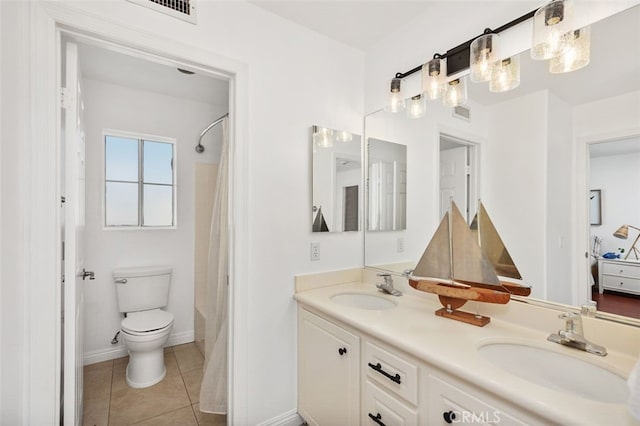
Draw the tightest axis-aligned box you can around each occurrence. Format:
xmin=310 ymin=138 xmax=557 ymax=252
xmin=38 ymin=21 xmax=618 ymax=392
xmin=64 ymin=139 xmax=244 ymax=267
xmin=60 ymin=33 xmax=232 ymax=425
xmin=438 ymin=134 xmax=479 ymax=222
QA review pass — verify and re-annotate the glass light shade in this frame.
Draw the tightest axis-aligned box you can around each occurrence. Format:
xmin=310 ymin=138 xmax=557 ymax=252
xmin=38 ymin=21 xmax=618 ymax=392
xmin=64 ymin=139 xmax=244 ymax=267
xmin=470 ymin=33 xmax=499 ymax=82
xmin=549 ymin=26 xmax=591 ymax=73
xmin=421 ymin=58 xmax=446 ymax=100
xmin=531 ymin=0 xmax=572 ymax=60
xmin=490 ymin=56 xmax=520 ymax=92
xmin=443 ymin=78 xmax=467 ymax=108
xmin=385 ymin=78 xmax=405 ymax=113
xmin=313 ymin=127 xmax=333 ymax=148
xmin=336 ymin=130 xmax=353 ymax=143
xmin=407 ymin=94 xmax=426 ymax=119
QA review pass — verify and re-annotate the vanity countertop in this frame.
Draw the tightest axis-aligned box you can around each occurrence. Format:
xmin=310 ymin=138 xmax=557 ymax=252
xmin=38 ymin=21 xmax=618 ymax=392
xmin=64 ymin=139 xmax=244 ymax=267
xmin=295 ymin=279 xmax=640 ymax=425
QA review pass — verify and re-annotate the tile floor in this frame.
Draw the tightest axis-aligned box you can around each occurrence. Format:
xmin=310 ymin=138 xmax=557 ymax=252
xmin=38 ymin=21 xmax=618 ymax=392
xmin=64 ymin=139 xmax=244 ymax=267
xmin=83 ymin=343 xmax=226 ymax=426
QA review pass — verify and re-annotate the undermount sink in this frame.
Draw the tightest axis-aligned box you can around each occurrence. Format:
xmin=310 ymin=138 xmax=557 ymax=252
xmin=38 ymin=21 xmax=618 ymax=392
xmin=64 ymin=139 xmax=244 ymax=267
xmin=330 ymin=292 xmax=397 ymax=310
xmin=478 ymin=341 xmax=628 ymax=403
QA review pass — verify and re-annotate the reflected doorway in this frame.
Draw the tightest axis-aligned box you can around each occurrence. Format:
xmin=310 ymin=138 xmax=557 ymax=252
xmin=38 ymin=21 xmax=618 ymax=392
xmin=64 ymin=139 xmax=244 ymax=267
xmin=439 ymin=134 xmax=479 ymax=223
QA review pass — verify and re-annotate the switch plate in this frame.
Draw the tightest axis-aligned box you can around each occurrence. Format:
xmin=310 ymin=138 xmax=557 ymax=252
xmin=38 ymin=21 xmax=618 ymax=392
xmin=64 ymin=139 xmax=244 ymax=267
xmin=397 ymin=237 xmax=405 ymax=253
xmin=310 ymin=242 xmax=320 ymax=261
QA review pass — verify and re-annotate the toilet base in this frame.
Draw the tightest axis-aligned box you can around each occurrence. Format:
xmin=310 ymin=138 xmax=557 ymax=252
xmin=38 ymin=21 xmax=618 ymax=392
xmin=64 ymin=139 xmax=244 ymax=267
xmin=125 ymin=348 xmax=167 ymax=388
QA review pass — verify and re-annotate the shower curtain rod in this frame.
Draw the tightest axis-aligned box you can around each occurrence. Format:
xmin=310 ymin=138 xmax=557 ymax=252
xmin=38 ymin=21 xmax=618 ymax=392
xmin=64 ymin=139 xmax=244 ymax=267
xmin=195 ymin=112 xmax=229 ymax=153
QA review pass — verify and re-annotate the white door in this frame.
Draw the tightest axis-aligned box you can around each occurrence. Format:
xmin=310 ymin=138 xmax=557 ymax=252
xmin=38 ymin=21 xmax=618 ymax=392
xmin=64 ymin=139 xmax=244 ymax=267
xmin=63 ymin=41 xmax=87 ymax=426
xmin=440 ymin=146 xmax=468 ymax=221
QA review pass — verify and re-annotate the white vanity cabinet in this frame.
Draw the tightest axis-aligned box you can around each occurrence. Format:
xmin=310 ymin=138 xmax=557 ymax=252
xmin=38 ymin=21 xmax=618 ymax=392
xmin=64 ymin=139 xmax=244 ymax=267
xmin=298 ymin=308 xmax=360 ymax=426
xmin=598 ymin=258 xmax=640 ymax=294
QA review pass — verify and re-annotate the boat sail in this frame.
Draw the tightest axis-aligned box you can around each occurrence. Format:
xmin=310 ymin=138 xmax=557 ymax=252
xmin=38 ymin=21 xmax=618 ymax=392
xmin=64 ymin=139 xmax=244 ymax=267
xmin=469 ymin=202 xmax=531 ymax=296
xmin=409 ymin=201 xmax=511 ymax=326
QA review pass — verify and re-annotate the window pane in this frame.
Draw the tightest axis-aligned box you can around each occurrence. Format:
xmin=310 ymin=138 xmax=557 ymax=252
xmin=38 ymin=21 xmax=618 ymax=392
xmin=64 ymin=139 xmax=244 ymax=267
xmin=105 ymin=182 xmax=138 ymax=226
xmin=144 ymin=141 xmax=173 ymax=184
xmin=105 ymin=136 xmax=138 ymax=182
xmin=143 ymin=184 xmax=173 ymax=226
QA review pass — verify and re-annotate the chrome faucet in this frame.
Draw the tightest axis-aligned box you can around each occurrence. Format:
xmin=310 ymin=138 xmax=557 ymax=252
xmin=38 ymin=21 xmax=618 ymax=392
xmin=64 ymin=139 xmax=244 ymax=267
xmin=376 ymin=273 xmax=402 ymax=296
xmin=547 ymin=312 xmax=607 ymax=356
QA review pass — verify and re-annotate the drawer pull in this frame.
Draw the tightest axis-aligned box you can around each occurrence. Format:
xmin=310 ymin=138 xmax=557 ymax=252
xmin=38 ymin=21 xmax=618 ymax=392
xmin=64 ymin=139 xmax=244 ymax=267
xmin=368 ymin=412 xmax=386 ymax=426
xmin=443 ymin=410 xmax=457 ymax=424
xmin=338 ymin=347 xmax=347 ymax=356
xmin=368 ymin=362 xmax=401 ymax=384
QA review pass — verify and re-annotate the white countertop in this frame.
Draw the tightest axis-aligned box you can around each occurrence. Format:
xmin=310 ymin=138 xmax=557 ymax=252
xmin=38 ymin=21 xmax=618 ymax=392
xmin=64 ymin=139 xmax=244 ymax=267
xmin=295 ymin=280 xmax=640 ymax=425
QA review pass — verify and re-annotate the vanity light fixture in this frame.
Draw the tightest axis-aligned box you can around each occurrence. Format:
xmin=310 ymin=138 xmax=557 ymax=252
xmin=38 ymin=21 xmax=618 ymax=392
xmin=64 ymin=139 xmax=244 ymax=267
xmin=531 ymin=0 xmax=573 ymax=60
xmin=443 ymin=78 xmax=468 ymax=108
xmin=421 ymin=56 xmax=446 ymax=100
xmin=385 ymin=78 xmax=406 ymax=113
xmin=386 ymin=0 xmax=590 ymax=112
xmin=549 ymin=26 xmax=591 ymax=73
xmin=470 ymin=32 xmax=499 ymax=83
xmin=613 ymin=224 xmax=640 ymax=260
xmin=407 ymin=94 xmax=427 ymax=119
xmin=312 ymin=126 xmax=334 ymax=149
xmin=490 ymin=56 xmax=521 ymax=92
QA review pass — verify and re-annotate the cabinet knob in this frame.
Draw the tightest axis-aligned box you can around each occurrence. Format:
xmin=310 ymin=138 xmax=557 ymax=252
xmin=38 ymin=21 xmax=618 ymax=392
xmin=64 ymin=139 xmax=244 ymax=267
xmin=443 ymin=410 xmax=456 ymax=424
xmin=338 ymin=347 xmax=347 ymax=356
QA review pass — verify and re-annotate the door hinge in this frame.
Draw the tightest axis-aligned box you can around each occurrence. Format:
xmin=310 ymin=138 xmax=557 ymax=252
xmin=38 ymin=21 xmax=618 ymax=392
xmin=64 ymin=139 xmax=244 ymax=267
xmin=61 ymin=87 xmax=68 ymax=109
xmin=61 ymin=273 xmax=65 ymax=284
xmin=465 ymin=165 xmax=471 ymax=176
xmin=61 ymin=196 xmax=66 ymax=205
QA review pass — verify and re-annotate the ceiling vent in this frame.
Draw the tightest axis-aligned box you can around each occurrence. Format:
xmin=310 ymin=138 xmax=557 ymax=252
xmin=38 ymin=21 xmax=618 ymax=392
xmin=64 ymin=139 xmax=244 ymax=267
xmin=127 ymin=0 xmax=197 ymax=24
xmin=452 ymin=105 xmax=471 ymax=122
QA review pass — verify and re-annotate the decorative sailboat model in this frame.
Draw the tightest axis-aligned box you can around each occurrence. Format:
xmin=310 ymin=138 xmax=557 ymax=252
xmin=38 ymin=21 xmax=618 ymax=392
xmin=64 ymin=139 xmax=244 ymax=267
xmin=409 ymin=201 xmax=530 ymax=327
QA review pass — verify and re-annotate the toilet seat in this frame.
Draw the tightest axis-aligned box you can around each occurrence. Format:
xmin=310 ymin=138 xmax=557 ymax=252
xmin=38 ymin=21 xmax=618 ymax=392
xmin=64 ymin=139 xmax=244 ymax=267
xmin=121 ymin=309 xmax=174 ymax=335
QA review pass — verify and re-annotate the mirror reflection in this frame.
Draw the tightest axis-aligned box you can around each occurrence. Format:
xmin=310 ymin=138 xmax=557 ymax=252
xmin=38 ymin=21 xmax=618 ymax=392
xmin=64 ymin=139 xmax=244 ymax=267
xmin=364 ymin=5 xmax=640 ymax=320
xmin=311 ymin=125 xmax=362 ymax=233
xmin=367 ymin=138 xmax=407 ymax=231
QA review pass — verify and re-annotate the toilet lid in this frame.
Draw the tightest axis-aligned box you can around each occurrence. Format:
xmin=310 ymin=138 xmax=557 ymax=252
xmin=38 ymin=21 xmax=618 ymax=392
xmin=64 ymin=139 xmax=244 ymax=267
xmin=121 ymin=309 xmax=174 ymax=333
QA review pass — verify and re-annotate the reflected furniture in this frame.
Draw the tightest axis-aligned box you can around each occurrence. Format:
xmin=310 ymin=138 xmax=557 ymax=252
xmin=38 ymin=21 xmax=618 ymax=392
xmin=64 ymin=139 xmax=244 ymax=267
xmin=598 ymin=258 xmax=640 ymax=295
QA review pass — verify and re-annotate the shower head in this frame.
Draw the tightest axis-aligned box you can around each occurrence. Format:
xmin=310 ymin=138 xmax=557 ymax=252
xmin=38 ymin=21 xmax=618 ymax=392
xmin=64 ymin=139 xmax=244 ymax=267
xmin=195 ymin=144 xmax=205 ymax=153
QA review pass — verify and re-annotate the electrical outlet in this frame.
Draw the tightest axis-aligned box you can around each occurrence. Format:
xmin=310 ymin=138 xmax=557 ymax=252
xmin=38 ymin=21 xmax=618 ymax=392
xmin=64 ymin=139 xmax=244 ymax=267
xmin=310 ymin=242 xmax=320 ymax=261
xmin=397 ymin=237 xmax=405 ymax=253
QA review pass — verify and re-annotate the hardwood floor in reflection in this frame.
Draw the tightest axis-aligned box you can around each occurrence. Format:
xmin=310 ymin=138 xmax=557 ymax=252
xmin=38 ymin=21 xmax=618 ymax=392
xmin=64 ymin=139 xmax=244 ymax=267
xmin=591 ymin=287 xmax=640 ymax=319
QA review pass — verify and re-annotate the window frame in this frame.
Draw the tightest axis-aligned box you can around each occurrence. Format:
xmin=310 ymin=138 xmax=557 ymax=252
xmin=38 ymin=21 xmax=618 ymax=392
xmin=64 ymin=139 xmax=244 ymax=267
xmin=102 ymin=129 xmax=177 ymax=230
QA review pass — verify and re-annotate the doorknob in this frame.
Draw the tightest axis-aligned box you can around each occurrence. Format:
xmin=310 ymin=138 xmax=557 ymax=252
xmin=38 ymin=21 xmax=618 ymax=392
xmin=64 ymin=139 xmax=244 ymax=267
xmin=81 ymin=269 xmax=95 ymax=280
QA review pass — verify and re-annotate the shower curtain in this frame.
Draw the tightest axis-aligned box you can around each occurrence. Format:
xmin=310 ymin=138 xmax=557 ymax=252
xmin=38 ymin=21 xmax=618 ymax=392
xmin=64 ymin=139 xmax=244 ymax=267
xmin=199 ymin=117 xmax=229 ymax=414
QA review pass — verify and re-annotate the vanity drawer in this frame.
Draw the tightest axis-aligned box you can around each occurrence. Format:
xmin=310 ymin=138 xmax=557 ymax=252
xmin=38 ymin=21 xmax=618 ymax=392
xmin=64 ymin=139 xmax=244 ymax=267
xmin=364 ymin=381 xmax=418 ymax=426
xmin=602 ymin=275 xmax=640 ymax=293
xmin=364 ymin=342 xmax=418 ymax=405
xmin=602 ymin=262 xmax=640 ymax=279
xmin=428 ymin=375 xmax=526 ymax=426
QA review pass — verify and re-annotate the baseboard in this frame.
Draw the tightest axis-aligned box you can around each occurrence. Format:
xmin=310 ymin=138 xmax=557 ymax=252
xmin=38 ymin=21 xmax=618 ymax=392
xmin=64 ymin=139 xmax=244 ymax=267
xmin=83 ymin=329 xmax=195 ymax=365
xmin=256 ymin=409 xmax=304 ymax=426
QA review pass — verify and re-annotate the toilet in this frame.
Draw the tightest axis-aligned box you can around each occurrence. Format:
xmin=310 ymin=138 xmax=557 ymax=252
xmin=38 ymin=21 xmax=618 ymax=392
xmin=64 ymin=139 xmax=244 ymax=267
xmin=114 ymin=265 xmax=174 ymax=388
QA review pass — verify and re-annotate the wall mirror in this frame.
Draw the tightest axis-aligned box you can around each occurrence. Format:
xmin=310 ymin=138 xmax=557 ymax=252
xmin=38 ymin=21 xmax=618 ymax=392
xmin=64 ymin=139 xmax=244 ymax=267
xmin=367 ymin=138 xmax=407 ymax=232
xmin=311 ymin=125 xmax=362 ymax=232
xmin=364 ymin=4 xmax=640 ymax=322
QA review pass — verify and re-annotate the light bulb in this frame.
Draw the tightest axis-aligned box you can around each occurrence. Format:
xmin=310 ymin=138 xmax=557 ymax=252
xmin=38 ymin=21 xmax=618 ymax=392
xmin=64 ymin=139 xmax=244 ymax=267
xmin=490 ymin=56 xmax=520 ymax=92
xmin=313 ymin=127 xmax=333 ymax=148
xmin=470 ymin=33 xmax=499 ymax=83
xmin=336 ymin=130 xmax=353 ymax=143
xmin=422 ymin=58 xmax=446 ymax=100
xmin=385 ymin=78 xmax=405 ymax=113
xmin=443 ymin=78 xmax=467 ymax=108
xmin=531 ymin=0 xmax=572 ymax=60
xmin=407 ymin=94 xmax=426 ymax=119
xmin=549 ymin=26 xmax=590 ymax=73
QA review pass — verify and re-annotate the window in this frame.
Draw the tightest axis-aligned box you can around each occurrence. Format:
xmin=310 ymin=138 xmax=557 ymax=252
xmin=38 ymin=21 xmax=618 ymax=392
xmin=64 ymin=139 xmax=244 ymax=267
xmin=104 ymin=132 xmax=176 ymax=228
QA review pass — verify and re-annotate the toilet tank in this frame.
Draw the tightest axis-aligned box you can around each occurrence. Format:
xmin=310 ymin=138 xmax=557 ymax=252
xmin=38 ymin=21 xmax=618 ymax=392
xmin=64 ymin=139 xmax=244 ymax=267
xmin=114 ymin=266 xmax=172 ymax=313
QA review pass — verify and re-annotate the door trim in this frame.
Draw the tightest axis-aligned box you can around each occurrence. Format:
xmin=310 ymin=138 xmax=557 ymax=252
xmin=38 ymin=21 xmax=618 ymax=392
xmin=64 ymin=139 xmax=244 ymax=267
xmin=29 ymin=3 xmax=249 ymax=424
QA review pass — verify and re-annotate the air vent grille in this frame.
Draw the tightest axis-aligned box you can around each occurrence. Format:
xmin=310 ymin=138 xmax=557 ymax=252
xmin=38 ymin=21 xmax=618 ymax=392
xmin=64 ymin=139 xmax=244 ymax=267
xmin=453 ymin=105 xmax=471 ymax=122
xmin=128 ymin=0 xmax=197 ymax=24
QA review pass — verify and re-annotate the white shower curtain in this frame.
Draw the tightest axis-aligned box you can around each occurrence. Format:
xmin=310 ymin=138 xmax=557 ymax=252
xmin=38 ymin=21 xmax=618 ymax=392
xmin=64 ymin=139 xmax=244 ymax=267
xmin=199 ymin=117 xmax=229 ymax=414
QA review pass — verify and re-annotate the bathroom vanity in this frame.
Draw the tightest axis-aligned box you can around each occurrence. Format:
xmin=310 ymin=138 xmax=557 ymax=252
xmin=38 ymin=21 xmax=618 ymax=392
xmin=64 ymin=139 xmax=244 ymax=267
xmin=295 ymin=269 xmax=640 ymax=426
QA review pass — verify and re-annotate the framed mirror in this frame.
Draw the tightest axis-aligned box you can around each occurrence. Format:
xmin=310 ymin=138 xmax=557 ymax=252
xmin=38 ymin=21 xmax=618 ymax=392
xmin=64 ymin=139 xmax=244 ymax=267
xmin=311 ymin=125 xmax=362 ymax=233
xmin=364 ymin=4 xmax=640 ymax=321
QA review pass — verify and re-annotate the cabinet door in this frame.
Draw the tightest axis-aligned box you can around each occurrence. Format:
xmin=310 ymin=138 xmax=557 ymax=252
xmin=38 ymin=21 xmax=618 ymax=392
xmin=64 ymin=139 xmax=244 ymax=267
xmin=298 ymin=309 xmax=360 ymax=426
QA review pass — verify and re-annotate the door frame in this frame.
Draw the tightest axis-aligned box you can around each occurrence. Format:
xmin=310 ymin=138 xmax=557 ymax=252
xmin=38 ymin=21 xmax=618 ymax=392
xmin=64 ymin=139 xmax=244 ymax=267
xmin=28 ymin=4 xmax=249 ymax=423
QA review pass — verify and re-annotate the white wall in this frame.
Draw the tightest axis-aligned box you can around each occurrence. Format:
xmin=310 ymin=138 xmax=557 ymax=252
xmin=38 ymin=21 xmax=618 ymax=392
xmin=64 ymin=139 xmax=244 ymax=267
xmin=81 ymin=77 xmax=226 ymax=363
xmin=0 ymin=1 xmax=364 ymax=424
xmin=590 ymin=152 xmax=640 ymax=254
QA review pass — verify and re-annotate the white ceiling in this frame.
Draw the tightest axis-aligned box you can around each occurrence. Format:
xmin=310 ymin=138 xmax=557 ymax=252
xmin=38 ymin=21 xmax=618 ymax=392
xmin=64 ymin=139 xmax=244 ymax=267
xmin=247 ymin=1 xmax=433 ymax=50
xmin=77 ymin=43 xmax=229 ymax=106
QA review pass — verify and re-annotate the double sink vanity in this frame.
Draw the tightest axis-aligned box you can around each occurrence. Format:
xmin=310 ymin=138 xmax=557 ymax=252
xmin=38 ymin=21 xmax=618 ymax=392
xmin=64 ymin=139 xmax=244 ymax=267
xmin=295 ymin=268 xmax=639 ymax=425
